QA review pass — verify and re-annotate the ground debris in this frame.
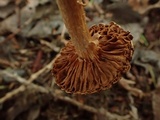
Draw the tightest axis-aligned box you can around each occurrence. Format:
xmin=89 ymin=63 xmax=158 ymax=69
xmin=0 ymin=0 xmax=159 ymax=120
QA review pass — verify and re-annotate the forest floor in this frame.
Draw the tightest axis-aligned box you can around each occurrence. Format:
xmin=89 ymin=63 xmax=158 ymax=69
xmin=0 ymin=0 xmax=160 ymax=120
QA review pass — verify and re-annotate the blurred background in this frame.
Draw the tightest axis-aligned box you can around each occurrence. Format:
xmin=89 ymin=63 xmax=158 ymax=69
xmin=0 ymin=0 xmax=160 ymax=120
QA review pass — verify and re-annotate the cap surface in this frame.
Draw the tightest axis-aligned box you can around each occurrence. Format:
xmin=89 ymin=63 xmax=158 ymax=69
xmin=52 ymin=22 xmax=134 ymax=94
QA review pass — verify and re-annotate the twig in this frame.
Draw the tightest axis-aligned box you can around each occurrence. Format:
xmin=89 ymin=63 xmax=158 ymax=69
xmin=28 ymin=54 xmax=60 ymax=83
xmin=93 ymin=2 xmax=104 ymax=14
xmin=0 ymin=71 xmax=48 ymax=104
xmin=53 ymin=93 xmax=131 ymax=120
xmin=32 ymin=50 xmax=43 ymax=73
xmin=0 ymin=63 xmax=131 ymax=119
xmin=40 ymin=39 xmax=60 ymax=52
xmin=119 ymin=77 xmax=144 ymax=98
xmin=0 ymin=70 xmax=131 ymax=120
xmin=60 ymin=24 xmax=68 ymax=45
xmin=0 ymin=58 xmax=15 ymax=68
xmin=0 ymin=29 xmax=21 ymax=45
xmin=0 ymin=54 xmax=60 ymax=104
xmin=0 ymin=71 xmax=47 ymax=93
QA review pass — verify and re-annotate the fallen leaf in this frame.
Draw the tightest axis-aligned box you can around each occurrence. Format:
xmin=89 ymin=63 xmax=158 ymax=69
xmin=0 ymin=0 xmax=11 ymax=6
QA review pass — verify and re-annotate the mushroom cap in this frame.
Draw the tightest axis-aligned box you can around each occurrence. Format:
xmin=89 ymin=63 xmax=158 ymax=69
xmin=52 ymin=22 xmax=134 ymax=94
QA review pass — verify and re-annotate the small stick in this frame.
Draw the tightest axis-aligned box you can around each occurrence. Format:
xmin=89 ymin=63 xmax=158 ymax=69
xmin=0 ymin=54 xmax=60 ymax=104
xmin=32 ymin=50 xmax=43 ymax=73
xmin=53 ymin=94 xmax=130 ymax=119
xmin=0 ymin=70 xmax=131 ymax=120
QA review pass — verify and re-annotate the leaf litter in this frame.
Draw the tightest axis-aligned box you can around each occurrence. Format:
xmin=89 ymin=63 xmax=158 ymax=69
xmin=0 ymin=0 xmax=160 ymax=120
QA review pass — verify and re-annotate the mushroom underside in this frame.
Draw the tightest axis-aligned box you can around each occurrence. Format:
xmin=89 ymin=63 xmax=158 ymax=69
xmin=52 ymin=22 xmax=133 ymax=94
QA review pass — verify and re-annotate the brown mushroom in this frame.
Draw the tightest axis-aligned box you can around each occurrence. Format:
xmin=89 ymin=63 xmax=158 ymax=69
xmin=52 ymin=0 xmax=134 ymax=94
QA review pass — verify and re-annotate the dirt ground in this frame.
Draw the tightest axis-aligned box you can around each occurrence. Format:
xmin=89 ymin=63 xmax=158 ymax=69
xmin=0 ymin=0 xmax=160 ymax=120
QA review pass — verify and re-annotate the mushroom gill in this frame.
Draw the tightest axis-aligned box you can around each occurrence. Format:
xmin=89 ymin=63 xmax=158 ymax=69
xmin=52 ymin=22 xmax=134 ymax=94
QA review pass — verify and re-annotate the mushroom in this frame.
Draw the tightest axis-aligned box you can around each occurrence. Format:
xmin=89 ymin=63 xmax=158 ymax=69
xmin=52 ymin=0 xmax=134 ymax=94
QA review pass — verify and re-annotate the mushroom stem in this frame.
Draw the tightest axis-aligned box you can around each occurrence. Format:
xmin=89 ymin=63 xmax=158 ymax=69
xmin=56 ymin=0 xmax=93 ymax=58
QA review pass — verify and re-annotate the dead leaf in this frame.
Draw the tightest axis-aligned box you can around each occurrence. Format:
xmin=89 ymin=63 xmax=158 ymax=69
xmin=0 ymin=0 xmax=11 ymax=6
xmin=0 ymin=3 xmax=15 ymax=19
xmin=122 ymin=23 xmax=143 ymax=44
